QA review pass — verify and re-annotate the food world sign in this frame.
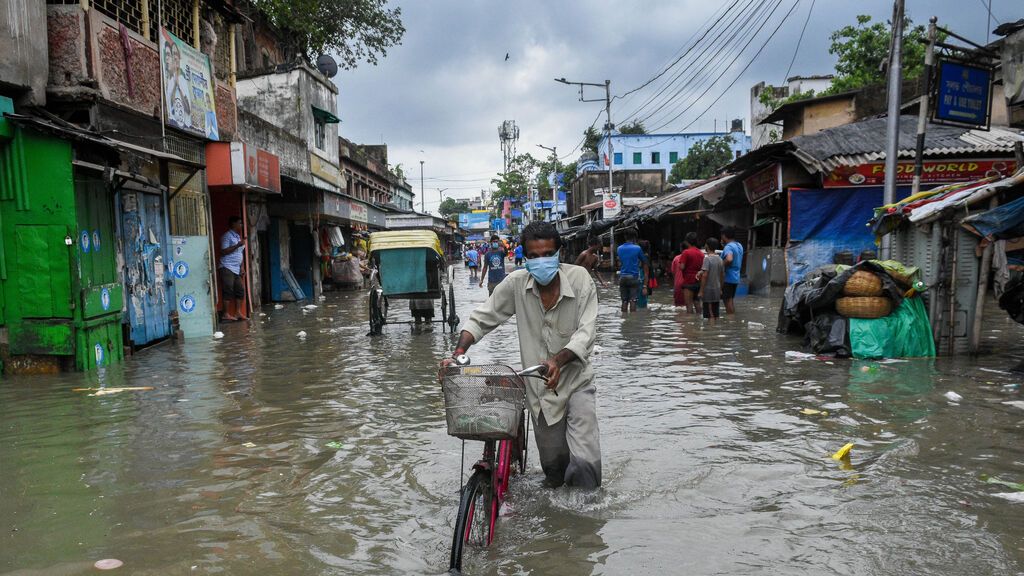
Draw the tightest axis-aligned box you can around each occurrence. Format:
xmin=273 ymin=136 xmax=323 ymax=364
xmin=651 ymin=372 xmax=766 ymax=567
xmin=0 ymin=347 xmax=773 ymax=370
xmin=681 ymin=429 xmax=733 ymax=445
xmin=823 ymin=159 xmax=1018 ymax=188
xmin=742 ymin=164 xmax=782 ymax=203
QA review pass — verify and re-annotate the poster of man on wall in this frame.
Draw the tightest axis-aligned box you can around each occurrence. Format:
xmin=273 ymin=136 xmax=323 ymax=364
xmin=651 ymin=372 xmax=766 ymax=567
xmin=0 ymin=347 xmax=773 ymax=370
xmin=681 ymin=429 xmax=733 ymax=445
xmin=160 ymin=28 xmax=219 ymax=140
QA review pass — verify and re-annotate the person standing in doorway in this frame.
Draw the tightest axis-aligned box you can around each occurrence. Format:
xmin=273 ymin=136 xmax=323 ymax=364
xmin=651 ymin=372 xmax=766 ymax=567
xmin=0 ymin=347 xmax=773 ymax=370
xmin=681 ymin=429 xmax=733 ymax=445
xmin=219 ymin=216 xmax=247 ymax=321
xmin=616 ymin=229 xmax=649 ymax=312
xmin=720 ymin=227 xmax=744 ymax=314
xmin=574 ymin=237 xmax=607 ymax=286
xmin=480 ymin=234 xmax=508 ymax=294
xmin=698 ymin=238 xmax=724 ymax=322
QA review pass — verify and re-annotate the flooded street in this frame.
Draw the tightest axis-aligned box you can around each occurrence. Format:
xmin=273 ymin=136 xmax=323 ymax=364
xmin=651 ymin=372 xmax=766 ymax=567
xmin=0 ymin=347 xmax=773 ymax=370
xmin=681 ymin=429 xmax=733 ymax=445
xmin=3 ymin=265 xmax=1024 ymax=576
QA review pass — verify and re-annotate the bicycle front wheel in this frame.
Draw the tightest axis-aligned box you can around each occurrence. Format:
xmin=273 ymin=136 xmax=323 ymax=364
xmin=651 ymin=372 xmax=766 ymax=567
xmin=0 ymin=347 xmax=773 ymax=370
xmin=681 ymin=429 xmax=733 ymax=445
xmin=449 ymin=469 xmax=493 ymax=573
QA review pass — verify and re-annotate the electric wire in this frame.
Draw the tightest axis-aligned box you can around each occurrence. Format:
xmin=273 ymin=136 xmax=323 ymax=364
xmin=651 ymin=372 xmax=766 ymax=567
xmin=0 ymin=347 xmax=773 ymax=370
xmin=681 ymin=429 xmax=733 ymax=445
xmin=635 ymin=0 xmax=782 ymax=129
xmin=783 ymin=0 xmax=816 ymax=83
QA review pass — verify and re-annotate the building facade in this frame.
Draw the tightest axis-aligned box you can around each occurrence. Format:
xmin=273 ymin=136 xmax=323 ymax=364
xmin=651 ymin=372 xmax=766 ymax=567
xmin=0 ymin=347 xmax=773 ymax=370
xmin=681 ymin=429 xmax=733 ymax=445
xmin=596 ymin=130 xmax=752 ymax=179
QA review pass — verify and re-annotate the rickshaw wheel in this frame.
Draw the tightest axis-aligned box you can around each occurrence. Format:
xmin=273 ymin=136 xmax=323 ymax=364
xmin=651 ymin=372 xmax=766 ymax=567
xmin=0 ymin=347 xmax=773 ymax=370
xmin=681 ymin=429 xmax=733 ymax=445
xmin=447 ymin=282 xmax=459 ymax=332
xmin=440 ymin=288 xmax=448 ymax=333
xmin=368 ymin=290 xmax=384 ymax=335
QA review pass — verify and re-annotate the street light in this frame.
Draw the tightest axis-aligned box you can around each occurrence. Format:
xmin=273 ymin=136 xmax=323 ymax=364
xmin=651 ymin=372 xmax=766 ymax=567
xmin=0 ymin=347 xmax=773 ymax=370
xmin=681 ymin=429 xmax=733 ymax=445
xmin=555 ymin=76 xmax=615 ymax=269
xmin=537 ymin=144 xmax=557 ymax=222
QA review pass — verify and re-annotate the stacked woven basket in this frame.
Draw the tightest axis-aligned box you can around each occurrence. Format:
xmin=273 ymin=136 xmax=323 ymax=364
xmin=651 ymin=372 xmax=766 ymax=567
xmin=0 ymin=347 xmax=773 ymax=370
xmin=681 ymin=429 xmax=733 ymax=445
xmin=836 ymin=271 xmax=892 ymax=319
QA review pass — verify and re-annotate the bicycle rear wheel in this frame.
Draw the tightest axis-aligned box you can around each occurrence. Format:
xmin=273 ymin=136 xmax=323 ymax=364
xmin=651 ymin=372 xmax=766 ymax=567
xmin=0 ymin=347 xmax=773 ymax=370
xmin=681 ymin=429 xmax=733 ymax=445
xmin=449 ymin=469 xmax=493 ymax=573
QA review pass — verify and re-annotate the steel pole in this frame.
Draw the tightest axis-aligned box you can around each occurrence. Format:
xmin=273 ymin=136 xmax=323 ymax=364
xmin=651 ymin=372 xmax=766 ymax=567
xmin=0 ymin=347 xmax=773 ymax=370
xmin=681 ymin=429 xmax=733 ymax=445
xmin=606 ymin=80 xmax=616 ymax=271
xmin=881 ymin=0 xmax=905 ymax=260
xmin=911 ymin=17 xmax=938 ymax=197
xmin=419 ymin=160 xmax=424 ymax=213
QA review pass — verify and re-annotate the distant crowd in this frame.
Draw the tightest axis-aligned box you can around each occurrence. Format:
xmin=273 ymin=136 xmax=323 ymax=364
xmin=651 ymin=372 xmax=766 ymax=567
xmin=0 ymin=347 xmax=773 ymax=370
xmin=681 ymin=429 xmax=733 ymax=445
xmin=459 ymin=227 xmax=744 ymax=322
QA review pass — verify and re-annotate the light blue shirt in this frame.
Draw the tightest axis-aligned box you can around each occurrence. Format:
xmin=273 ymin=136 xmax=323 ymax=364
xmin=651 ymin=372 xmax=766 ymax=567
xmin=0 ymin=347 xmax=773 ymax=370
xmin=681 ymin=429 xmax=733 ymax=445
xmin=722 ymin=240 xmax=743 ymax=284
xmin=220 ymin=230 xmax=244 ymax=274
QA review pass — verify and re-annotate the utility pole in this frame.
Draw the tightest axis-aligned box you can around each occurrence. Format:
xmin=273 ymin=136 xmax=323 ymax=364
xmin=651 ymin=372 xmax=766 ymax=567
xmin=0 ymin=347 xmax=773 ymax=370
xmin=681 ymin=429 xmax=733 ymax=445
xmin=881 ymin=0 xmax=905 ymax=260
xmin=537 ymin=144 xmax=558 ymax=222
xmin=912 ymin=17 xmax=938 ymax=197
xmin=555 ymin=77 xmax=616 ymax=270
xmin=419 ymin=160 xmax=425 ymax=213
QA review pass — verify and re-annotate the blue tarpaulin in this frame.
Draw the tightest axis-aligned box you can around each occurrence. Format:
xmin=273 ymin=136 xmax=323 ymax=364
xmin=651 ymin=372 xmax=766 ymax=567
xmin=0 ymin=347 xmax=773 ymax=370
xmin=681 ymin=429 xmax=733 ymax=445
xmin=962 ymin=194 xmax=1024 ymax=239
xmin=787 ymin=187 xmax=883 ymax=284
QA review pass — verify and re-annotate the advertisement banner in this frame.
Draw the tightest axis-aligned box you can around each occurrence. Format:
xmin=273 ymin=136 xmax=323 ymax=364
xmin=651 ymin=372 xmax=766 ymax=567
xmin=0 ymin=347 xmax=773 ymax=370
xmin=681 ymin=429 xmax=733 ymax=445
xmin=602 ymin=193 xmax=621 ymax=218
xmin=934 ymin=59 xmax=993 ymax=128
xmin=492 ymin=218 xmax=507 ymax=230
xmin=458 ymin=212 xmax=491 ymax=230
xmin=160 ymin=28 xmax=218 ymax=140
xmin=743 ymin=164 xmax=782 ymax=203
xmin=823 ymin=159 xmax=1017 ymax=188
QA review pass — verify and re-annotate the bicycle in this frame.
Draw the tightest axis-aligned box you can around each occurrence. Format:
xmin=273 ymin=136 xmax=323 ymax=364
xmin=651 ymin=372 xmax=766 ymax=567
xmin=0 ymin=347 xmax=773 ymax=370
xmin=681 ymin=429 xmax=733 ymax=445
xmin=441 ymin=355 xmax=548 ymax=574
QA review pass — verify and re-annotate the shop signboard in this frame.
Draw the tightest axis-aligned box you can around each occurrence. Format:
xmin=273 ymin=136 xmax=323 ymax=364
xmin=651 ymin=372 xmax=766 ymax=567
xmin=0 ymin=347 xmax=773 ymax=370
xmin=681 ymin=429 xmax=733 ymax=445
xmin=933 ymin=59 xmax=993 ymax=129
xmin=159 ymin=28 xmax=218 ymax=140
xmin=742 ymin=164 xmax=782 ymax=204
xmin=492 ymin=218 xmax=507 ymax=230
xmin=602 ymin=192 xmax=621 ymax=218
xmin=349 ymin=201 xmax=368 ymax=223
xmin=823 ymin=159 xmax=1017 ymax=188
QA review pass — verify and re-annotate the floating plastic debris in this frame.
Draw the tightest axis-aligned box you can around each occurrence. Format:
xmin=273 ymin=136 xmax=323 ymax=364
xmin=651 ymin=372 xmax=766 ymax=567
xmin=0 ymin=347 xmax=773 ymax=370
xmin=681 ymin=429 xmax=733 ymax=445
xmin=213 ymin=331 xmax=224 ymax=339
xmin=982 ymin=475 xmax=1024 ymax=491
xmin=297 ymin=331 xmax=307 ymax=338
xmin=94 ymin=559 xmax=123 ymax=570
xmin=747 ymin=321 xmax=765 ymax=329
xmin=944 ymin=391 xmax=963 ymax=402
xmin=325 ymin=441 xmax=343 ymax=449
xmin=785 ymin=351 xmax=816 ymax=360
xmin=1003 ymin=401 xmax=1024 ymax=410
xmin=274 ymin=304 xmax=285 ymax=309
xmin=831 ymin=443 xmax=854 ymax=461
xmin=800 ymin=408 xmax=829 ymax=416
xmin=73 ymin=387 xmax=154 ymax=397
xmin=242 ymin=442 xmax=256 ymax=448
xmin=303 ymin=304 xmax=318 ymax=310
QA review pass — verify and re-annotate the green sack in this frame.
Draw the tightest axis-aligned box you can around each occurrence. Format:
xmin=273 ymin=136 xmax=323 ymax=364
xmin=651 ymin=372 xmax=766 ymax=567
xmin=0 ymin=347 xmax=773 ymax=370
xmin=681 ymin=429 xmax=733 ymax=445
xmin=849 ymin=296 xmax=935 ymax=359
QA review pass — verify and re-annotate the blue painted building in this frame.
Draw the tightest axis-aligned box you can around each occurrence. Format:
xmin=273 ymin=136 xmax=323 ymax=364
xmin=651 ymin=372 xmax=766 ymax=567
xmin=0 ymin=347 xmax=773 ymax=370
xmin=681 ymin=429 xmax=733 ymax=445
xmin=596 ymin=131 xmax=752 ymax=178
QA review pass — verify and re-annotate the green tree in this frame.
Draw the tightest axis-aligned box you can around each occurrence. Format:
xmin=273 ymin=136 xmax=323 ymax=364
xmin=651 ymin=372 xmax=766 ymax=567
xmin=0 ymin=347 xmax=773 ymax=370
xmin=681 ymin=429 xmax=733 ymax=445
xmin=824 ymin=14 xmax=930 ymax=94
xmin=438 ymin=197 xmax=470 ymax=219
xmin=669 ymin=134 xmax=735 ymax=183
xmin=254 ymin=0 xmax=405 ymax=66
xmin=491 ymin=153 xmax=538 ymax=209
xmin=582 ymin=126 xmax=602 ymax=155
xmin=617 ymin=119 xmax=648 ymax=134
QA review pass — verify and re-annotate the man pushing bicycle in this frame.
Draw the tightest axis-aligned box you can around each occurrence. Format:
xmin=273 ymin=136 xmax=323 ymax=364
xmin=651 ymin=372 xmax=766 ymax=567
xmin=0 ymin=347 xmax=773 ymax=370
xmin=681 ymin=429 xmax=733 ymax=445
xmin=440 ymin=221 xmax=601 ymax=489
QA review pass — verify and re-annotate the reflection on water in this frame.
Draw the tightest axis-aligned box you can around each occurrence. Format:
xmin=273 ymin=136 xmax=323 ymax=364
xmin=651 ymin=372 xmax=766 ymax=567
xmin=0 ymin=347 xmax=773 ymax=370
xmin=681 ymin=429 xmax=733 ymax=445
xmin=2 ymin=267 xmax=1024 ymax=575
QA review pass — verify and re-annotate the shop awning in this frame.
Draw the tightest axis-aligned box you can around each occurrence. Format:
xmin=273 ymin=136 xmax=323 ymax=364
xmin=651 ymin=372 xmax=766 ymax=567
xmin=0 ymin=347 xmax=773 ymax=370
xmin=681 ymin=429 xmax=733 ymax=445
xmin=312 ymin=106 xmax=340 ymax=124
xmin=620 ymin=174 xmax=736 ymax=226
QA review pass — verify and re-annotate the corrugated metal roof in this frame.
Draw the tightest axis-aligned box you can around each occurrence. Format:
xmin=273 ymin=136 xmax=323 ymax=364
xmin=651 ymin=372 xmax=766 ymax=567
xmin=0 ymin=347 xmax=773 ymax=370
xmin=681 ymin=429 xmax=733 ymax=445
xmin=789 ymin=116 xmax=1023 ymax=173
xmin=621 ymin=175 xmax=735 ymax=225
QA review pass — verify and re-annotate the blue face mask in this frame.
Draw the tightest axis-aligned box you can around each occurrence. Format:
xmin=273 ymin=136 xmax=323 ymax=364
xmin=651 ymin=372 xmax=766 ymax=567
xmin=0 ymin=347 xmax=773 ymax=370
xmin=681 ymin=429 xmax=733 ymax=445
xmin=491 ymin=242 xmax=499 ymax=249
xmin=525 ymin=251 xmax=560 ymax=285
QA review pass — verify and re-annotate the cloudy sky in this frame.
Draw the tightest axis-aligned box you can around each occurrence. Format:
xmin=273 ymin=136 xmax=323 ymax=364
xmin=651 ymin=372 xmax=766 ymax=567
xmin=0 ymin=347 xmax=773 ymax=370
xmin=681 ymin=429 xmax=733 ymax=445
xmin=333 ymin=0 xmax=1015 ymax=213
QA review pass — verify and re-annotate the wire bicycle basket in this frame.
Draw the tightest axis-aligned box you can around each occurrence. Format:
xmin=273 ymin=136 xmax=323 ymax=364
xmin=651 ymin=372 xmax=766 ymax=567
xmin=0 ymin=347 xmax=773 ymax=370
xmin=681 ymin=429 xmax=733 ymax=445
xmin=441 ymin=365 xmax=527 ymax=441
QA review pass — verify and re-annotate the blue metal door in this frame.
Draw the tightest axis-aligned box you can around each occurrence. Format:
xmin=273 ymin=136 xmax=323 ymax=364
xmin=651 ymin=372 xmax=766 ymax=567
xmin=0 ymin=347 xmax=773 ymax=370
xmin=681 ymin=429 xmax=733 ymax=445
xmin=121 ymin=190 xmax=172 ymax=346
xmin=170 ymin=236 xmax=214 ymax=338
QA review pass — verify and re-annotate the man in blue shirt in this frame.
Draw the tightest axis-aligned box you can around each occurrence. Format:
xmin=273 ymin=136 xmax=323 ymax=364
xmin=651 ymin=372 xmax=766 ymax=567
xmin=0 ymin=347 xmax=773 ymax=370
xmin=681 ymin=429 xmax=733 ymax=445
xmin=616 ymin=229 xmax=649 ymax=312
xmin=720 ymin=227 xmax=744 ymax=314
xmin=513 ymin=243 xmax=524 ymax=267
xmin=479 ymin=235 xmax=508 ymax=294
xmin=465 ymin=246 xmax=480 ymax=281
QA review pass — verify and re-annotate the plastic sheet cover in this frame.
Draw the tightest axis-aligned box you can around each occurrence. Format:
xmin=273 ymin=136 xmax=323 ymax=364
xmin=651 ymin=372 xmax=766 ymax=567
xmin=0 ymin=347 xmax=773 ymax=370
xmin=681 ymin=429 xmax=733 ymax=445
xmin=961 ymin=194 xmax=1024 ymax=240
xmin=787 ymin=187 xmax=883 ymax=284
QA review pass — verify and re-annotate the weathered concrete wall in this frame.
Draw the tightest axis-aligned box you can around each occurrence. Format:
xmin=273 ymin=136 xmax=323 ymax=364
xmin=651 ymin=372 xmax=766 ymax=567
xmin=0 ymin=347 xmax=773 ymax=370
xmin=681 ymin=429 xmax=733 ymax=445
xmin=215 ymin=81 xmax=237 ymax=141
xmin=94 ymin=15 xmax=161 ymax=117
xmin=236 ymin=64 xmax=341 ymax=189
xmin=1 ymin=0 xmax=49 ymax=105
xmin=47 ymin=7 xmax=89 ymax=91
xmin=237 ymin=108 xmax=309 ymax=181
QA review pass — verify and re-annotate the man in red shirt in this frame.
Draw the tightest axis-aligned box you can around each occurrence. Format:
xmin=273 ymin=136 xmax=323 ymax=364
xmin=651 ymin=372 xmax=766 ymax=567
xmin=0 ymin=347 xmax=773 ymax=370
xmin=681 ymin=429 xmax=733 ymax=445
xmin=671 ymin=232 xmax=704 ymax=314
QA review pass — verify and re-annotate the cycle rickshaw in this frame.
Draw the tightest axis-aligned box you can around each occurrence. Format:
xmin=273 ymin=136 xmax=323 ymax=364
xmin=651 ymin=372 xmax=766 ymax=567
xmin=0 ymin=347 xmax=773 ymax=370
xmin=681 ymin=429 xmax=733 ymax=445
xmin=367 ymin=230 xmax=459 ymax=335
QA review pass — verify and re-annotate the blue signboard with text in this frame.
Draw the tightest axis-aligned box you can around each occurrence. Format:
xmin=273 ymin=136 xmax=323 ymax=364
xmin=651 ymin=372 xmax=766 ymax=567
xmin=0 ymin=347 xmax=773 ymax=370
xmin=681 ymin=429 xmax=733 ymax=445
xmin=934 ymin=59 xmax=993 ymax=128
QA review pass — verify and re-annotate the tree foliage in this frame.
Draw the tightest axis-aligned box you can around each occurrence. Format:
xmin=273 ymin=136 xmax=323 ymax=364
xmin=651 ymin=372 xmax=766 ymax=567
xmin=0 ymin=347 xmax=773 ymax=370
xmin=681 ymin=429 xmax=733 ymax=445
xmin=491 ymin=153 xmax=538 ymax=208
xmin=438 ymin=197 xmax=470 ymax=219
xmin=254 ymin=0 xmax=405 ymax=66
xmin=582 ymin=126 xmax=602 ymax=155
xmin=669 ymin=135 xmax=734 ymax=183
xmin=617 ymin=120 xmax=648 ymax=134
xmin=824 ymin=14 xmax=930 ymax=94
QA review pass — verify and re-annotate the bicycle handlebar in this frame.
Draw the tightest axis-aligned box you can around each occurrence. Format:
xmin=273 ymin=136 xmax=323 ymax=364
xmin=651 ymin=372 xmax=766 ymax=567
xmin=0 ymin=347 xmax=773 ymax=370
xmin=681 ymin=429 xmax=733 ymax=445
xmin=449 ymin=356 xmax=553 ymax=392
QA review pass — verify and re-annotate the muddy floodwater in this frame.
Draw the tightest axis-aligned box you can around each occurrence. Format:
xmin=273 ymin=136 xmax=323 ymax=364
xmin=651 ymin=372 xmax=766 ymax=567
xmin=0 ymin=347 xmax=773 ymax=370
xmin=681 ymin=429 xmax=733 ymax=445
xmin=2 ymin=266 xmax=1024 ymax=575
